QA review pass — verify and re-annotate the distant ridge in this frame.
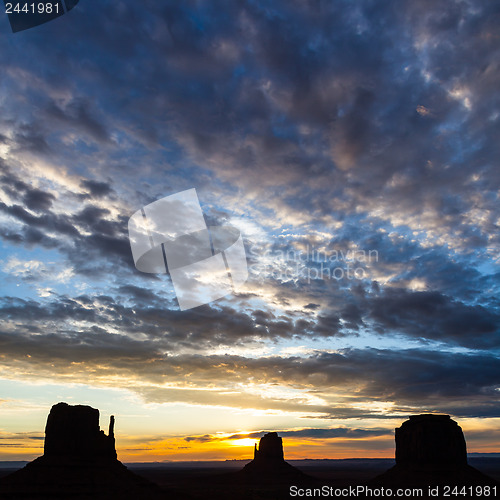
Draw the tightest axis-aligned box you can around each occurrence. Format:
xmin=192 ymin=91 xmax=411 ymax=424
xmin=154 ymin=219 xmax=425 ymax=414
xmin=0 ymin=462 xmax=29 ymax=470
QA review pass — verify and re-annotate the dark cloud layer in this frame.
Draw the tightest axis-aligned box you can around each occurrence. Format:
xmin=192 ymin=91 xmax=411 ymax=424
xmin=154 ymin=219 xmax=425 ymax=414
xmin=185 ymin=427 xmax=392 ymax=443
xmin=0 ymin=309 xmax=498 ymax=418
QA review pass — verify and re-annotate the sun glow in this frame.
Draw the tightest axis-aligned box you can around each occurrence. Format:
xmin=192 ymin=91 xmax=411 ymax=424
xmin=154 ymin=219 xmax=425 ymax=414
xmin=229 ymin=438 xmax=258 ymax=447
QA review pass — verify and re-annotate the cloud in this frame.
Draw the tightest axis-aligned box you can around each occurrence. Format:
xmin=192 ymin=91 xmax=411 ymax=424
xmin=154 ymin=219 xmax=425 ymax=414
xmin=12 ymin=123 xmax=51 ymax=155
xmin=184 ymin=434 xmax=214 ymax=443
xmin=22 ymin=189 xmax=56 ymax=212
xmin=45 ymin=98 xmax=111 ymax=144
xmin=184 ymin=427 xmax=392 ymax=443
xmin=228 ymin=427 xmax=391 ymax=440
xmin=0 ymin=311 xmax=497 ymax=418
xmin=364 ymin=289 xmax=499 ymax=349
xmin=80 ymin=179 xmax=114 ymax=199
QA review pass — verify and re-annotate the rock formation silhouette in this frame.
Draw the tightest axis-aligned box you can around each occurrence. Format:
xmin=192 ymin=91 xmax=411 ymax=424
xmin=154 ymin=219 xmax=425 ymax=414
xmin=395 ymin=414 xmax=467 ymax=466
xmin=200 ymin=432 xmax=317 ymax=500
xmin=243 ymin=432 xmax=295 ymax=474
xmin=0 ymin=402 xmax=167 ymax=499
xmin=239 ymin=432 xmax=314 ymax=485
xmin=252 ymin=432 xmax=284 ymax=463
xmin=44 ymin=402 xmax=117 ymax=460
xmin=369 ymin=414 xmax=498 ymax=494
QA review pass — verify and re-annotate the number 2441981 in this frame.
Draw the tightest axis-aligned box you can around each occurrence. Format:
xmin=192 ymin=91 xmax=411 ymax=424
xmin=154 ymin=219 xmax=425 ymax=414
xmin=5 ymin=3 xmax=60 ymax=14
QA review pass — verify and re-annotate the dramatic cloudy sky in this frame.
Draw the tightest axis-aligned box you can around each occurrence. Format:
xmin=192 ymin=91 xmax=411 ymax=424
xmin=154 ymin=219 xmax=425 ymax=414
xmin=0 ymin=0 xmax=499 ymax=461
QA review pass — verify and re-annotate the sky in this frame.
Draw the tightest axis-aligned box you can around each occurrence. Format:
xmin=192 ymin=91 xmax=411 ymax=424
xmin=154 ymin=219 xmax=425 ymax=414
xmin=0 ymin=0 xmax=499 ymax=462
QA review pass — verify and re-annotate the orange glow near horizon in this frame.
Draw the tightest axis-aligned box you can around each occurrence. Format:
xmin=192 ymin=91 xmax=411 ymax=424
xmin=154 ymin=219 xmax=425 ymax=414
xmin=4 ymin=434 xmax=499 ymax=463
xmin=111 ymin=428 xmax=500 ymax=463
xmin=113 ymin=435 xmax=397 ymax=463
xmin=229 ymin=438 xmax=258 ymax=447
xmin=2 ymin=414 xmax=499 ymax=463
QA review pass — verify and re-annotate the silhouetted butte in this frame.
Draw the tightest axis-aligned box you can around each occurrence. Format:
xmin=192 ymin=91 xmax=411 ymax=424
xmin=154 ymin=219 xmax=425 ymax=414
xmin=370 ymin=414 xmax=498 ymax=492
xmin=240 ymin=432 xmax=312 ymax=482
xmin=0 ymin=402 xmax=166 ymax=499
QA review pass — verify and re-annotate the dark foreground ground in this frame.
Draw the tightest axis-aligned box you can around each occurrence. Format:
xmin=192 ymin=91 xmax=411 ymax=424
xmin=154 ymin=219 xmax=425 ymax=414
xmin=0 ymin=457 xmax=499 ymax=499
xmin=132 ymin=458 xmax=500 ymax=498
xmin=127 ymin=458 xmax=394 ymax=491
